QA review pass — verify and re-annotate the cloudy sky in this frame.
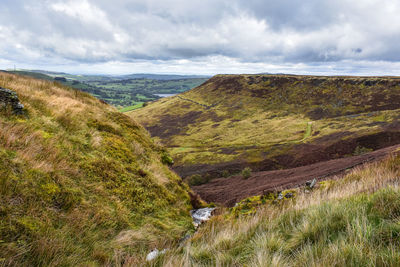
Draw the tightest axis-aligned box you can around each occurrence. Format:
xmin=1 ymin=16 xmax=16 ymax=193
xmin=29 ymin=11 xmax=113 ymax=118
xmin=1 ymin=0 xmax=400 ymax=75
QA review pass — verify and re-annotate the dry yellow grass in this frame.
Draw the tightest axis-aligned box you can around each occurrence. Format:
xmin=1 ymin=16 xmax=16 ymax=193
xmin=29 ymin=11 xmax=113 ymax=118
xmin=158 ymin=155 xmax=400 ymax=266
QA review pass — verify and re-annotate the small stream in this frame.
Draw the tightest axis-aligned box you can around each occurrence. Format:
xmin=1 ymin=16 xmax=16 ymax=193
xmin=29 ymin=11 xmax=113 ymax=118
xmin=190 ymin=207 xmax=215 ymax=228
xmin=146 ymin=207 xmax=215 ymax=261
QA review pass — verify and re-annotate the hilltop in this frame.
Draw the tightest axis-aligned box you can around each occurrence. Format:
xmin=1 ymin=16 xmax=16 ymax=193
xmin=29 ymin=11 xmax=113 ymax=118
xmin=131 ymin=74 xmax=400 ymax=180
xmin=0 ymin=72 xmax=194 ymax=266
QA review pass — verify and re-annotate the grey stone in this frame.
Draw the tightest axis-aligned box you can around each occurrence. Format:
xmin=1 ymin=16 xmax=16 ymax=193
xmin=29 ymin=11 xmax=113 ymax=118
xmin=305 ymin=178 xmax=317 ymax=189
xmin=0 ymin=87 xmax=25 ymax=115
xmin=284 ymin=192 xmax=294 ymax=198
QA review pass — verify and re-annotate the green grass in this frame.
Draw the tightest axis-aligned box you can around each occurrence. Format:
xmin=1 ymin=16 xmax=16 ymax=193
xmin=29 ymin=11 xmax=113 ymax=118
xmin=0 ymin=72 xmax=193 ymax=266
xmin=295 ymin=121 xmax=313 ymax=143
xmin=303 ymin=121 xmax=313 ymax=139
xmin=119 ymin=102 xmax=144 ymax=112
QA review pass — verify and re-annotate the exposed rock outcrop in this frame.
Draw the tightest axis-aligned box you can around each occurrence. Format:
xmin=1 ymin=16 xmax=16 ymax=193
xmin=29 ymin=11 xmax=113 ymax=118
xmin=0 ymin=87 xmax=24 ymax=115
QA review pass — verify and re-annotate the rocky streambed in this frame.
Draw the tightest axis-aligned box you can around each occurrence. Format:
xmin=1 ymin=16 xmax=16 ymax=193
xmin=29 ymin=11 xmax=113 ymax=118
xmin=146 ymin=207 xmax=216 ymax=262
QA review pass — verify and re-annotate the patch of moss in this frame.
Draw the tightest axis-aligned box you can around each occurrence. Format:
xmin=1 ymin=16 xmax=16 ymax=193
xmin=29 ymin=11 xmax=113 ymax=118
xmin=230 ymin=189 xmax=298 ymax=217
xmin=161 ymin=151 xmax=174 ymax=165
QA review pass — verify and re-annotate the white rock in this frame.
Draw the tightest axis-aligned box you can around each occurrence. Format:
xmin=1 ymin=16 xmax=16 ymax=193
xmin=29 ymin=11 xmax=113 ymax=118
xmin=191 ymin=207 xmax=215 ymax=227
xmin=146 ymin=248 xmax=167 ymax=261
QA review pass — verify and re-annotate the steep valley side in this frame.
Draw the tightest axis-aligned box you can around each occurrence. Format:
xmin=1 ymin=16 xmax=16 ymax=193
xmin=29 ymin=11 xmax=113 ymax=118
xmin=131 ymin=74 xmax=400 ymax=180
xmin=0 ymin=72 xmax=194 ymax=266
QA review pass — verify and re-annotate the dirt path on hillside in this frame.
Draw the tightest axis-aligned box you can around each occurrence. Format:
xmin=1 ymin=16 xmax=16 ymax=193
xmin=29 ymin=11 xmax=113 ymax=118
xmin=192 ymin=144 xmax=400 ymax=206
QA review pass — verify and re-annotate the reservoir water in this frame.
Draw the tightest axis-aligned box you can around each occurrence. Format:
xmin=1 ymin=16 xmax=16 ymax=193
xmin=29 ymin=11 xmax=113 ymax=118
xmin=154 ymin=93 xmax=177 ymax=97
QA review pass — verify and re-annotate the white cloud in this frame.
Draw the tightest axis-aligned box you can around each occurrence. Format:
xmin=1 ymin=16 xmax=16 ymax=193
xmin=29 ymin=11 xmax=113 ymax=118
xmin=50 ymin=0 xmax=115 ymax=32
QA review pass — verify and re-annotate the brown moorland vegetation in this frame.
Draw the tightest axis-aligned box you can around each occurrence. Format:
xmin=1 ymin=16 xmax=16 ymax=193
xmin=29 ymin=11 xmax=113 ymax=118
xmin=131 ymin=74 xmax=400 ymax=180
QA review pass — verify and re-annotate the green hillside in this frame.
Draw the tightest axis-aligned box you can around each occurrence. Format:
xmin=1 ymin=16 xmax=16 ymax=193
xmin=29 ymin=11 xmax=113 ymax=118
xmin=130 ymin=74 xmax=400 ymax=178
xmin=0 ymin=72 xmax=193 ymax=266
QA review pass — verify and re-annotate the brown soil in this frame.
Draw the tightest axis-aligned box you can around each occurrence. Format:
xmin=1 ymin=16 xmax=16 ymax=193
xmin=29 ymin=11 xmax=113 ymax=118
xmin=192 ymin=144 xmax=400 ymax=206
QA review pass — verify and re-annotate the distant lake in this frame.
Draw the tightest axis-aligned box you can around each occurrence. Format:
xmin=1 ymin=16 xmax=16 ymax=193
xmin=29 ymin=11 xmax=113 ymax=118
xmin=154 ymin=93 xmax=177 ymax=97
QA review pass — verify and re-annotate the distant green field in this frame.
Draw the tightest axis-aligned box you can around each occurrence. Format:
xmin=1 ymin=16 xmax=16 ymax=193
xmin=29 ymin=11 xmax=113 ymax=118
xmin=5 ymin=70 xmax=209 ymax=108
xmin=90 ymin=78 xmax=208 ymax=94
xmin=119 ymin=102 xmax=144 ymax=112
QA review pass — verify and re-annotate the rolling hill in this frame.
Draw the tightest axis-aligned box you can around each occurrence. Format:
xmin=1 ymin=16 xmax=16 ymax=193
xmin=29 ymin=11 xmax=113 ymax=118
xmin=130 ymin=74 xmax=400 ymax=179
xmin=0 ymin=72 xmax=194 ymax=266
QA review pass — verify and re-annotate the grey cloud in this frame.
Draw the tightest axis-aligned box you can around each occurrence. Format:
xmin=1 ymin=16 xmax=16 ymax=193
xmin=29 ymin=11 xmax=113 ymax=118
xmin=238 ymin=0 xmax=343 ymax=31
xmin=0 ymin=0 xmax=400 ymax=73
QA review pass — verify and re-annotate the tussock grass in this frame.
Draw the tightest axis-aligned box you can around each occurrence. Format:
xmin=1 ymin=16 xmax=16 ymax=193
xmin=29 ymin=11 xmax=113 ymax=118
xmin=160 ymin=155 xmax=400 ymax=266
xmin=0 ymin=72 xmax=193 ymax=266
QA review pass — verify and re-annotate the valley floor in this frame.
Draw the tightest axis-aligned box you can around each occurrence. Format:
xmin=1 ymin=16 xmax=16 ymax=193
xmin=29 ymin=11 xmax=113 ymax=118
xmin=193 ymin=144 xmax=400 ymax=206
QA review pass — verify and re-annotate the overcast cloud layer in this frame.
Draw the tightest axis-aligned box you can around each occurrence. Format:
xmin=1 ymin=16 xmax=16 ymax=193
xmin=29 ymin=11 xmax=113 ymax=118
xmin=1 ymin=0 xmax=400 ymax=75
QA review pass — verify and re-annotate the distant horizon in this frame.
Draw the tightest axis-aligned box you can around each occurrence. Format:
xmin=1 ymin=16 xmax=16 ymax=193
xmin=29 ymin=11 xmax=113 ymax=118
xmin=5 ymin=67 xmax=400 ymax=78
xmin=4 ymin=68 xmax=212 ymax=77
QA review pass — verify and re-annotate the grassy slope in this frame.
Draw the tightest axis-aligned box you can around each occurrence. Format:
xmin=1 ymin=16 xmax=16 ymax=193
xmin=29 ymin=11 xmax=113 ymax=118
xmin=130 ymin=74 xmax=400 ymax=175
xmin=0 ymin=73 xmax=193 ymax=266
xmin=159 ymin=155 xmax=400 ymax=266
